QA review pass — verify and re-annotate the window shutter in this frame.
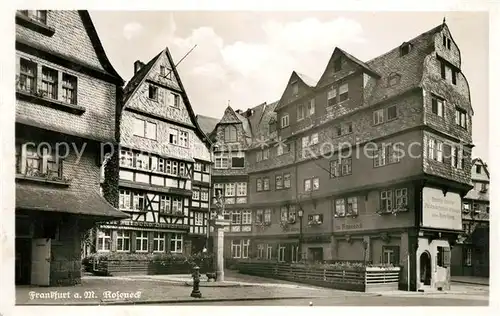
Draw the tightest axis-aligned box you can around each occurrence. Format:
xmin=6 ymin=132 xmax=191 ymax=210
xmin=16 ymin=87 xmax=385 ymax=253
xmin=431 ymin=98 xmax=437 ymax=114
xmin=443 ymin=247 xmax=451 ymax=267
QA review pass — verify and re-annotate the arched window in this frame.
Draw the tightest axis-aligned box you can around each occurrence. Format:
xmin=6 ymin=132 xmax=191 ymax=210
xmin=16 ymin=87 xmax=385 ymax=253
xmin=224 ymin=125 xmax=237 ymax=142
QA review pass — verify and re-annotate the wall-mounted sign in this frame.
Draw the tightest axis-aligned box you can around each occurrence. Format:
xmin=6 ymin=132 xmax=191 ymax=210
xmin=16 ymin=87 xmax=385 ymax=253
xmin=422 ymin=187 xmax=462 ymax=230
xmin=102 ymin=219 xmax=189 ymax=231
xmin=335 ymin=223 xmax=363 ymax=231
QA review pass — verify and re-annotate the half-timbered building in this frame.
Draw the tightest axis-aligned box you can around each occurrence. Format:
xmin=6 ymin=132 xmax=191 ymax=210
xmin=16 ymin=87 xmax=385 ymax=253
xmin=97 ymin=48 xmax=212 ymax=256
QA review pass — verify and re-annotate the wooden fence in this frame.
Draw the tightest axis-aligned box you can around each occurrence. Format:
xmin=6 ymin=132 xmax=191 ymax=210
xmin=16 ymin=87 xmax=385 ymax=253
xmin=91 ymin=259 xmax=213 ymax=276
xmin=236 ymin=261 xmax=400 ymax=292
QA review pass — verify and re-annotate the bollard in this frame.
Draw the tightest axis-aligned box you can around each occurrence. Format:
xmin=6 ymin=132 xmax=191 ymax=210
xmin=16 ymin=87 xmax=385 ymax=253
xmin=190 ymin=265 xmax=202 ymax=298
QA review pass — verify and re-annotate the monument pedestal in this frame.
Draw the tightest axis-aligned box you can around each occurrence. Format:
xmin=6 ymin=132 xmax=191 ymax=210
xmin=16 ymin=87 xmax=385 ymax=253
xmin=210 ymin=217 xmax=230 ymax=282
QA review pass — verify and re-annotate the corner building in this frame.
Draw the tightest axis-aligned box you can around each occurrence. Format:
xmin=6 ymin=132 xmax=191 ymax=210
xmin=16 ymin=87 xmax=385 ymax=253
xmin=202 ymin=22 xmax=474 ymax=291
xmin=96 ymin=48 xmax=212 ymax=256
xmin=15 ymin=10 xmax=128 ymax=286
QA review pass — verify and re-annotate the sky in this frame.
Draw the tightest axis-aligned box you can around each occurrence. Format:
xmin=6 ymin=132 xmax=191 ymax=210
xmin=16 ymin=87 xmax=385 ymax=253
xmin=89 ymin=11 xmax=489 ymax=160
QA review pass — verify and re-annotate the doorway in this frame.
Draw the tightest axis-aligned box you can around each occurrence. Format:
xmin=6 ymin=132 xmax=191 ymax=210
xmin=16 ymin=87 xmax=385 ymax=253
xmin=308 ymin=247 xmax=324 ymax=263
xmin=15 ymin=238 xmax=32 ymax=285
xmin=419 ymin=251 xmax=431 ymax=286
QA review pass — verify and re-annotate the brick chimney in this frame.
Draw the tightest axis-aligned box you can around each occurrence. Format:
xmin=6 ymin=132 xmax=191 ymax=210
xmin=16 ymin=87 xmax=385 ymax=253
xmin=134 ymin=60 xmax=145 ymax=74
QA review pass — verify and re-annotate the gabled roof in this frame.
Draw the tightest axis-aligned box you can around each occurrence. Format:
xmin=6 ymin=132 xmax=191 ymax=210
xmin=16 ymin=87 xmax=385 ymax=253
xmin=196 ymin=114 xmax=219 ymax=136
xmin=79 ymin=11 xmax=124 ymax=85
xmin=122 ymin=52 xmax=161 ymax=106
xmin=296 ymin=72 xmax=318 ymax=88
xmin=121 ymin=47 xmax=212 ymax=145
xmin=336 ymin=47 xmax=380 ymax=79
xmin=471 ymin=158 xmax=490 ymax=180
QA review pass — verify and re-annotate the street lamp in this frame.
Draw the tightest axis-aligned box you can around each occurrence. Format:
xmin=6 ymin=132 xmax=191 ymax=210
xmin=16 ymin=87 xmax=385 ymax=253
xmin=297 ymin=209 xmax=304 ymax=262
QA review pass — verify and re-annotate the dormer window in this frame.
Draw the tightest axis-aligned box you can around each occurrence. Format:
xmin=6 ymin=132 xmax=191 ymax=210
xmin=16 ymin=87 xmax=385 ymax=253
xmin=334 ymin=56 xmax=342 ymax=72
xmin=18 ymin=10 xmax=47 ymax=25
xmin=400 ymin=43 xmax=412 ymax=56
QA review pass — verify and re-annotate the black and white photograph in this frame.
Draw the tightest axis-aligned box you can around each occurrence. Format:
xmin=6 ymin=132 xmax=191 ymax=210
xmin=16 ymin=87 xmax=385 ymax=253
xmin=0 ymin=1 xmax=496 ymax=314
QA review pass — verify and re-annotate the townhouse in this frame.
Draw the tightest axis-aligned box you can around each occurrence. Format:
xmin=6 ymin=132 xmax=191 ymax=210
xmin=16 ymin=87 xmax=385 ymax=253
xmin=15 ymin=10 xmax=128 ymax=286
xmin=201 ymin=21 xmax=474 ymax=291
xmin=95 ymin=48 xmax=212 ymax=257
xmin=451 ymin=158 xmax=489 ymax=277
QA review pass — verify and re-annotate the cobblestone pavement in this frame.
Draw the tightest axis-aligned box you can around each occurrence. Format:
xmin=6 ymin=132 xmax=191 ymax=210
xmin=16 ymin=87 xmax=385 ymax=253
xmin=16 ymin=277 xmax=373 ymax=305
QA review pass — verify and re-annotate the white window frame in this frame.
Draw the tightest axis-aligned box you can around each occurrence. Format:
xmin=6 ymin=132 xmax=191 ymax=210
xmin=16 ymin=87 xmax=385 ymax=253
xmin=225 ymin=183 xmax=236 ymax=197
xmin=237 ymin=182 xmax=247 ymax=196
xmin=170 ymin=233 xmax=183 ymax=253
xmin=133 ymin=117 xmax=145 ymax=137
xmin=373 ymin=109 xmax=384 ymax=125
xmin=308 ymin=99 xmax=315 ymax=116
xmin=179 ymin=130 xmax=189 ymax=148
xmin=195 ymin=212 xmax=203 ymax=226
xmin=266 ymin=245 xmax=272 ymax=260
xmin=381 ymin=190 xmax=393 ymax=212
xmin=242 ymin=210 xmax=252 ymax=224
xmin=312 ymin=177 xmax=319 ymax=190
xmin=335 ymin=199 xmax=346 ymax=217
xmin=263 ymin=178 xmax=270 ymax=191
xmin=116 ymin=230 xmax=130 ymax=252
xmin=192 ymin=187 xmax=200 ymax=200
xmin=278 ymin=245 xmax=286 ymax=262
xmin=169 ymin=128 xmax=178 ymax=145
xmin=135 ymin=231 xmax=149 ymax=253
xmin=262 ymin=149 xmax=270 ymax=160
xmin=302 ymin=136 xmax=310 ymax=148
xmin=242 ymin=240 xmax=250 ymax=258
xmin=231 ymin=240 xmax=242 ymax=258
xmin=304 ymin=179 xmax=311 ymax=192
xmin=310 ymin=133 xmax=319 ymax=145
xmin=257 ymin=244 xmax=265 ymax=258
xmin=256 ymin=178 xmax=262 ymax=191
xmin=200 ymin=189 xmax=209 ymax=201
xmin=297 ymin=104 xmax=305 ymax=121
xmin=153 ymin=232 xmax=166 ymax=253
xmin=395 ymin=188 xmax=408 ymax=208
xmin=97 ymin=229 xmax=111 ymax=252
xmin=119 ymin=189 xmax=131 ymax=210
xmin=284 ymin=173 xmax=291 ymax=188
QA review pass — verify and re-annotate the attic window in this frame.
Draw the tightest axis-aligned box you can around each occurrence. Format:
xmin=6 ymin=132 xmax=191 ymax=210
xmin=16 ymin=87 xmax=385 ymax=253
xmin=400 ymin=43 xmax=411 ymax=56
xmin=443 ymin=35 xmax=451 ymax=49
xmin=148 ymin=85 xmax=158 ymax=100
xmin=334 ymin=57 xmax=342 ymax=72
xmin=476 ymin=165 xmax=481 ymax=174
xmin=291 ymin=81 xmax=299 ymax=95
xmin=224 ymin=125 xmax=238 ymax=142
xmin=160 ymin=66 xmax=165 ymax=76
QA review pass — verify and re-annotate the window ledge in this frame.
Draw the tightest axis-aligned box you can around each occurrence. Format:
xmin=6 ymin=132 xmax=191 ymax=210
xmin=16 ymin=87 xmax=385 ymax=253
xmin=15 ymin=174 xmax=71 ymax=187
xmin=16 ymin=90 xmax=85 ymax=115
xmin=15 ymin=13 xmax=55 ymax=36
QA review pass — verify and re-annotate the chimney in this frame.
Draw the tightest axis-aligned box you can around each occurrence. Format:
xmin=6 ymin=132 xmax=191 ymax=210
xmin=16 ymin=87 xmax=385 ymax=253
xmin=134 ymin=60 xmax=145 ymax=74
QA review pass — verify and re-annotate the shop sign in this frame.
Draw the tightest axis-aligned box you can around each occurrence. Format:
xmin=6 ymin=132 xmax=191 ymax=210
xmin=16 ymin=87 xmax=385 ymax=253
xmin=422 ymin=187 xmax=462 ymax=230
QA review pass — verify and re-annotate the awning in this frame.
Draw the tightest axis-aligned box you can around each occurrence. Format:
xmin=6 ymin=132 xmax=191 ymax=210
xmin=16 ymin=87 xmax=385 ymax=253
xmin=16 ymin=183 xmax=129 ymax=221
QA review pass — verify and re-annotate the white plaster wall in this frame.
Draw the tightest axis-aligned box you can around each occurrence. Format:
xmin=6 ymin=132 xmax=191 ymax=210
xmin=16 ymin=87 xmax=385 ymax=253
xmin=416 ymin=238 xmax=451 ymax=290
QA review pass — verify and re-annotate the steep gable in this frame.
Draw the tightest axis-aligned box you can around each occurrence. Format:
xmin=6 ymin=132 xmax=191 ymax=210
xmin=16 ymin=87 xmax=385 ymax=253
xmin=275 ymin=71 xmax=315 ymax=111
xmin=122 ymin=47 xmax=212 ymax=146
xmin=220 ymin=106 xmax=242 ymax=124
xmin=316 ymin=47 xmax=380 ymax=89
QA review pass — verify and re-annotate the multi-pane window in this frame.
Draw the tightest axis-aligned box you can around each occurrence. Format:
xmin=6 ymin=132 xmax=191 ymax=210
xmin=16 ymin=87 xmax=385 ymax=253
xmin=395 ymin=188 xmax=408 ymax=208
xmin=195 ymin=212 xmax=203 ymax=225
xmin=119 ymin=190 xmax=131 ymax=210
xmin=256 ymin=151 xmax=263 ymax=162
xmin=431 ymin=96 xmax=444 ymax=117
xmin=275 ymin=175 xmax=283 ymax=190
xmin=231 ymin=211 xmax=241 ymax=225
xmin=341 ymin=158 xmax=352 ymax=175
xmin=374 ymin=144 xmax=400 ymax=167
xmin=225 ymin=183 xmax=236 ymax=197
xmin=32 ymin=10 xmax=47 ymax=24
xmin=200 ymin=189 xmax=209 ymax=201
xmin=263 ymin=177 xmax=270 ymax=191
xmin=380 ymin=190 xmax=393 ymax=212
xmin=266 ymin=245 xmax=273 ymax=260
xmin=133 ymin=193 xmax=145 ymax=211
xmin=231 ymin=240 xmax=242 ymax=258
xmin=242 ymin=211 xmax=252 ymax=225
xmin=169 ymin=128 xmax=178 ymax=145
xmin=179 ymin=131 xmax=189 ymax=147
xmin=116 ymin=230 xmax=131 ymax=252
xmin=304 ymin=179 xmax=311 ymax=192
xmin=192 ymin=188 xmax=200 ymax=200
xmin=154 ymin=232 xmax=165 ymax=252
xmin=327 ymin=87 xmax=337 ymax=106
xmin=346 ymin=197 xmax=358 ymax=216
xmin=15 ymin=144 xmax=62 ymax=179
xmin=224 ymin=125 xmax=237 ymax=142
xmin=170 ymin=233 xmax=183 ymax=253
xmin=256 ymin=178 xmax=262 ymax=192
xmin=215 ymin=153 xmax=229 ymax=169
xmin=132 ymin=118 xmax=157 ymax=140
xmin=278 ymin=245 xmax=286 ymax=262
xmin=61 ymin=73 xmax=77 ymax=104
xmin=172 ymin=197 xmax=183 ymax=214
xmin=382 ymin=246 xmax=399 ymax=265
xmin=41 ymin=66 xmax=58 ymax=99
xmin=373 ymin=106 xmax=397 ymax=125
xmin=135 ymin=231 xmax=148 ymax=252
xmin=455 ymin=108 xmax=467 ymax=129
xmin=308 ymin=99 xmax=315 ymax=116
xmin=304 ymin=177 xmax=319 ymax=191
xmin=297 ymin=104 xmax=305 ymax=121
xmin=264 ymin=209 xmax=272 ymax=223
xmin=277 ymin=142 xmax=289 ymax=156
xmin=168 ymin=92 xmax=180 ymax=108
xmin=255 ymin=210 xmax=264 ymax=223
xmin=237 ymin=182 xmax=247 ymax=196
xmin=159 ymin=196 xmax=170 ymax=213
xmin=312 ymin=177 xmax=319 ymax=190
xmin=97 ymin=229 xmax=111 ymax=252
xmin=310 ymin=133 xmax=319 ymax=145
xmin=280 ymin=205 xmax=296 ymax=222
xmin=281 ymin=114 xmax=289 ymax=128
xmin=283 ymin=173 xmax=291 ymax=188
xmin=440 ymin=61 xmax=457 ymax=85
xmin=427 ymin=138 xmax=443 ymax=162
xmin=257 ymin=244 xmax=265 ymax=258
xmin=19 ymin=59 xmax=37 ymax=93
xmin=335 ymin=199 xmax=346 ymax=217
xmin=339 ymin=83 xmax=349 ymax=102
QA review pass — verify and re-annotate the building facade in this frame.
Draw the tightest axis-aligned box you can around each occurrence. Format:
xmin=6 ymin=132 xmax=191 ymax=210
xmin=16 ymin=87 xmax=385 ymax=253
xmin=15 ymin=10 xmax=128 ymax=286
xmin=95 ymin=48 xmax=212 ymax=256
xmin=201 ymin=21 xmax=474 ymax=291
xmin=451 ymin=158 xmax=489 ymax=277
